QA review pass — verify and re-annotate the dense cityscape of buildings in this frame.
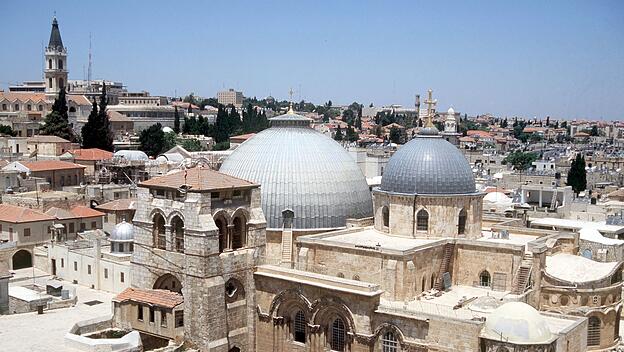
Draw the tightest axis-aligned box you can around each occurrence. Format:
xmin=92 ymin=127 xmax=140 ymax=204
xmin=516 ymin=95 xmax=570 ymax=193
xmin=1 ymin=15 xmax=624 ymax=352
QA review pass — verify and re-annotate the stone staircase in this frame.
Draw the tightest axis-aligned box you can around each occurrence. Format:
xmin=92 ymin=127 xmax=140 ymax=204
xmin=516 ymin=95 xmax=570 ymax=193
xmin=512 ymin=253 xmax=533 ymax=294
xmin=434 ymin=243 xmax=454 ymax=291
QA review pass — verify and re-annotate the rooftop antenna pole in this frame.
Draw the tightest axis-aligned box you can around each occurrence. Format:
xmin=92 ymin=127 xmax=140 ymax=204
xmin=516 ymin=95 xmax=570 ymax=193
xmin=87 ymin=32 xmax=92 ymax=90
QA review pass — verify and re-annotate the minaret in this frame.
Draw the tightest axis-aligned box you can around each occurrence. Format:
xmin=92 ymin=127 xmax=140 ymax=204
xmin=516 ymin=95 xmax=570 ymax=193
xmin=445 ymin=107 xmax=457 ymax=133
xmin=44 ymin=16 xmax=68 ymax=101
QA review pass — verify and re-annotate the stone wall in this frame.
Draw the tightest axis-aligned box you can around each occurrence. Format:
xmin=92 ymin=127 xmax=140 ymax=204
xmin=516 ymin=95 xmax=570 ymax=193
xmin=452 ymin=241 xmax=523 ymax=290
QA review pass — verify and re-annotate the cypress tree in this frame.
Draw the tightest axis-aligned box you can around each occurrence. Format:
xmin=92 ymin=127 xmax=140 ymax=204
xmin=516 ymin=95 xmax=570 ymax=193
xmin=81 ymin=83 xmax=113 ymax=151
xmin=174 ymin=106 xmax=180 ymax=134
xmin=41 ymin=87 xmax=76 ymax=142
xmin=567 ymin=153 xmax=587 ymax=194
xmin=334 ymin=126 xmax=343 ymax=141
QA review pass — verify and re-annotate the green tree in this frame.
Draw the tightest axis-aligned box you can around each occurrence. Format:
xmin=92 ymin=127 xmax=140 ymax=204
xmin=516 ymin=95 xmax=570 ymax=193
xmin=0 ymin=125 xmax=16 ymax=136
xmin=139 ymin=123 xmax=166 ymax=157
xmin=346 ymin=124 xmax=359 ymax=142
xmin=502 ymin=151 xmax=538 ymax=171
xmin=174 ymin=106 xmax=181 ymax=134
xmin=40 ymin=87 xmax=77 ymax=142
xmin=334 ymin=126 xmax=344 ymax=141
xmin=590 ymin=125 xmax=599 ymax=137
xmin=567 ymin=153 xmax=587 ymax=194
xmin=389 ymin=127 xmax=402 ymax=144
xmin=180 ymin=138 xmax=204 ymax=152
xmin=81 ymin=84 xmax=113 ymax=151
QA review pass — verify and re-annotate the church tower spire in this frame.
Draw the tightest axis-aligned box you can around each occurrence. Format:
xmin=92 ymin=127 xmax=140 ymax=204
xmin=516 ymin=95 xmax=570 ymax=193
xmin=44 ymin=16 xmax=68 ymax=101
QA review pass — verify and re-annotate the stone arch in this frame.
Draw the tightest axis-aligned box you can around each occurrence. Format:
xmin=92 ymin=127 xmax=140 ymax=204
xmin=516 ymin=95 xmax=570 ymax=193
xmin=171 ymin=215 xmax=185 ymax=253
xmin=372 ymin=323 xmax=406 ymax=351
xmin=381 ymin=206 xmax=389 ymax=228
xmin=479 ymin=270 xmax=491 ymax=287
xmin=458 ymin=208 xmax=467 ymax=235
xmin=311 ymin=295 xmax=356 ymax=335
xmin=430 ymin=272 xmax=436 ymax=289
xmin=167 ymin=211 xmax=185 ymax=224
xmin=152 ymin=211 xmax=166 ymax=249
xmin=12 ymin=249 xmax=32 ymax=269
xmin=213 ymin=210 xmax=230 ymax=252
xmin=231 ymin=208 xmax=248 ymax=250
xmin=224 ymin=277 xmax=245 ymax=303
xmin=587 ymin=315 xmax=601 ymax=347
xmin=153 ymin=273 xmax=182 ymax=294
xmin=415 ymin=207 xmax=429 ymax=232
xmin=269 ymin=289 xmax=313 ymax=318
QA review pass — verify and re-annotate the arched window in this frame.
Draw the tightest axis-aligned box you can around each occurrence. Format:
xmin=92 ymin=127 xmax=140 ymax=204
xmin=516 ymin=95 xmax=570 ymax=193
xmin=58 ymin=59 xmax=63 ymax=70
xmin=352 ymin=275 xmax=360 ymax=281
xmin=48 ymin=78 xmax=53 ymax=88
xmin=48 ymin=59 xmax=52 ymax=69
xmin=330 ymin=317 xmax=346 ymax=351
xmin=337 ymin=272 xmax=344 ymax=278
xmin=421 ymin=275 xmax=426 ymax=292
xmin=293 ymin=310 xmax=306 ymax=343
xmin=587 ymin=316 xmax=601 ymax=346
xmin=224 ymin=278 xmax=245 ymax=302
xmin=382 ymin=206 xmax=389 ymax=227
xmin=153 ymin=273 xmax=182 ymax=294
xmin=458 ymin=208 xmax=467 ymax=235
xmin=430 ymin=273 xmax=436 ymax=289
xmin=215 ymin=216 xmax=228 ymax=252
xmin=232 ymin=215 xmax=246 ymax=250
xmin=153 ymin=213 xmax=166 ymax=249
xmin=171 ymin=216 xmax=184 ymax=253
xmin=416 ymin=209 xmax=428 ymax=232
xmin=58 ymin=78 xmax=64 ymax=89
xmin=381 ymin=331 xmax=398 ymax=352
xmin=479 ymin=270 xmax=491 ymax=287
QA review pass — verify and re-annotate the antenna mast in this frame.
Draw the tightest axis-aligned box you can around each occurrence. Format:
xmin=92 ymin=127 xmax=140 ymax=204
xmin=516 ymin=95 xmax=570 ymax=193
xmin=87 ymin=32 xmax=93 ymax=90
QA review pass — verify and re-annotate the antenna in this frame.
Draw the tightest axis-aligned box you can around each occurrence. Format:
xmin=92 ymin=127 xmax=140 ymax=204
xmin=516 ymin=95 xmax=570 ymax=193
xmin=87 ymin=33 xmax=93 ymax=89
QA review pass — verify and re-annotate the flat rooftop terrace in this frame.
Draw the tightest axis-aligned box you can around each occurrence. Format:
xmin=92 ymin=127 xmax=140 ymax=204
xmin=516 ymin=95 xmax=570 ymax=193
xmin=299 ymin=227 xmax=443 ymax=254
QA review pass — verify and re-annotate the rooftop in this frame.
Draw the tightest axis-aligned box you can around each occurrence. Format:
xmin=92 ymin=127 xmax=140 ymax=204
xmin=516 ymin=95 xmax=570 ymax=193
xmin=545 ymin=253 xmax=620 ymax=283
xmin=114 ymin=288 xmax=184 ymax=309
xmin=96 ymin=198 xmax=137 ymax=212
xmin=139 ymin=167 xmax=258 ymax=192
xmin=69 ymin=148 xmax=113 ymax=161
xmin=27 ymin=135 xmax=71 ymax=143
xmin=0 ymin=204 xmax=55 ymax=223
xmin=530 ymin=217 xmax=624 ymax=235
xmin=19 ymin=160 xmax=86 ymax=172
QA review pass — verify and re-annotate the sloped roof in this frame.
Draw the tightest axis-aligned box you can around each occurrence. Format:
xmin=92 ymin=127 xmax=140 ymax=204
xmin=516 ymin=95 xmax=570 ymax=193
xmin=114 ymin=288 xmax=184 ymax=309
xmin=70 ymin=206 xmax=105 ymax=218
xmin=45 ymin=207 xmax=74 ymax=219
xmin=70 ymin=148 xmax=113 ymax=161
xmin=0 ymin=204 xmax=55 ymax=223
xmin=107 ymin=110 xmax=132 ymax=122
xmin=0 ymin=92 xmax=46 ymax=103
xmin=20 ymin=160 xmax=86 ymax=172
xmin=48 ymin=17 xmax=64 ymax=49
xmin=27 ymin=135 xmax=71 ymax=144
xmin=96 ymin=198 xmax=137 ymax=212
xmin=139 ymin=167 xmax=257 ymax=192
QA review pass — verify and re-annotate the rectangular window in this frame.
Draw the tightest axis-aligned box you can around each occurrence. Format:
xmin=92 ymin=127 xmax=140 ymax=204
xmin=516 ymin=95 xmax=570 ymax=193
xmin=175 ymin=310 xmax=184 ymax=327
xmin=120 ymin=272 xmax=125 ymax=283
xmin=91 ymin=221 xmax=96 ymax=229
xmin=61 ymin=258 xmax=64 ymax=268
xmin=211 ymin=192 xmax=219 ymax=199
xmin=80 ymin=223 xmax=85 ymax=231
xmin=23 ymin=228 xmax=30 ymax=237
xmin=69 ymin=223 xmax=74 ymax=233
xmin=87 ymin=265 xmax=91 ymax=275
xmin=149 ymin=307 xmax=155 ymax=323
xmin=137 ymin=305 xmax=143 ymax=321
xmin=161 ymin=310 xmax=167 ymax=327
xmin=74 ymin=261 xmax=77 ymax=271
xmin=104 ymin=268 xmax=108 ymax=279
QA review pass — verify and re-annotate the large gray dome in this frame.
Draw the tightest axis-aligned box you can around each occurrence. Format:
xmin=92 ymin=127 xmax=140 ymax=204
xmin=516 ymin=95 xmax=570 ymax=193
xmin=111 ymin=220 xmax=134 ymax=242
xmin=220 ymin=110 xmax=373 ymax=230
xmin=380 ymin=135 xmax=476 ymax=195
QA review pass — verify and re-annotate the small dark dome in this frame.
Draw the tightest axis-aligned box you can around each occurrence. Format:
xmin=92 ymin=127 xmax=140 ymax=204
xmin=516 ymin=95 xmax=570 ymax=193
xmin=380 ymin=135 xmax=476 ymax=195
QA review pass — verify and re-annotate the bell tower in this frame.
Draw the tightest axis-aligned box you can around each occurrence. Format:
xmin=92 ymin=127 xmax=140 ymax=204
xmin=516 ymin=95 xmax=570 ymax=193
xmin=44 ymin=16 xmax=68 ymax=101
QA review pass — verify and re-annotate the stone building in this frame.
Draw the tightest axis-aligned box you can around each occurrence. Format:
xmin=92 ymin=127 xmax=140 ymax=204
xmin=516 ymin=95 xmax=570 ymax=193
xmin=130 ymin=167 xmax=266 ymax=351
xmin=116 ymin=116 xmax=621 ymax=351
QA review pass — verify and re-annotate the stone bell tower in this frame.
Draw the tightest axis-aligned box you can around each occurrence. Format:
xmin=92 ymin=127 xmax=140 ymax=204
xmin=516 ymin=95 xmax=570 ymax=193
xmin=44 ymin=16 xmax=68 ymax=101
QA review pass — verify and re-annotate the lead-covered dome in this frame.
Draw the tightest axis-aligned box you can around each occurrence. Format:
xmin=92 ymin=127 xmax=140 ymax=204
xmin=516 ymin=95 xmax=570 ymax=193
xmin=482 ymin=302 xmax=553 ymax=344
xmin=114 ymin=150 xmax=149 ymax=162
xmin=220 ymin=109 xmax=372 ymax=230
xmin=111 ymin=220 xmax=134 ymax=242
xmin=380 ymin=133 xmax=476 ymax=195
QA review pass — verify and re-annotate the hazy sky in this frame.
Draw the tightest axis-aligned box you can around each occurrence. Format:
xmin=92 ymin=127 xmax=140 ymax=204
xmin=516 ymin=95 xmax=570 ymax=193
xmin=1 ymin=0 xmax=623 ymax=119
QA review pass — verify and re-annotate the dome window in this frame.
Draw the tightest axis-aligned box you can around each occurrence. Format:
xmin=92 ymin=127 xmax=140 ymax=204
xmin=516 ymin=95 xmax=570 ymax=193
xmin=416 ymin=209 xmax=429 ymax=232
xmin=479 ymin=270 xmax=491 ymax=288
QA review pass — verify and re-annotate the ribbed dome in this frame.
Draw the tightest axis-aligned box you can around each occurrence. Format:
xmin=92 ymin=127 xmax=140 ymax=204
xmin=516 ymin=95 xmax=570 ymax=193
xmin=111 ymin=220 xmax=134 ymax=242
xmin=482 ymin=302 xmax=553 ymax=344
xmin=380 ymin=135 xmax=476 ymax=195
xmin=219 ymin=110 xmax=373 ymax=230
